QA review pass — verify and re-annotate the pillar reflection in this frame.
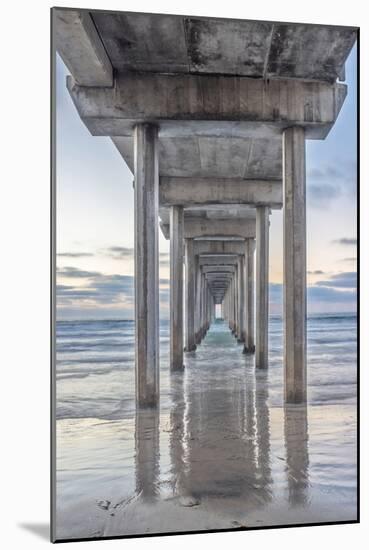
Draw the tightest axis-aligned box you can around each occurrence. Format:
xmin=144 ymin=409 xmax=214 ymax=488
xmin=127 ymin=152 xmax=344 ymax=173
xmin=254 ymin=369 xmax=272 ymax=502
xmin=169 ymin=371 xmax=187 ymax=498
xmin=135 ymin=408 xmax=160 ymax=501
xmin=284 ymin=404 xmax=310 ymax=506
xmin=167 ymin=350 xmax=273 ymax=508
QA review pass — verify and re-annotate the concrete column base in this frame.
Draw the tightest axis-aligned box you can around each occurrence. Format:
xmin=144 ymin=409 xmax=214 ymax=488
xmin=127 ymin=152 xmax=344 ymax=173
xmin=184 ymin=344 xmax=197 ymax=352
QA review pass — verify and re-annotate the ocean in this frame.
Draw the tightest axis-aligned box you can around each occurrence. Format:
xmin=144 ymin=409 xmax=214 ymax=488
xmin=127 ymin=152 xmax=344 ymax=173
xmin=55 ymin=314 xmax=357 ymax=539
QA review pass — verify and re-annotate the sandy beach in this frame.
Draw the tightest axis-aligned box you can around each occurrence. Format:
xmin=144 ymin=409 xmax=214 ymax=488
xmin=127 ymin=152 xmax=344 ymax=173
xmin=55 ymin=318 xmax=357 ymax=540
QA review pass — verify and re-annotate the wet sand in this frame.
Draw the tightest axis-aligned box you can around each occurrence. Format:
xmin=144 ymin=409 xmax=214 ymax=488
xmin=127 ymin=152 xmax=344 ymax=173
xmin=56 ymin=321 xmax=357 ymax=540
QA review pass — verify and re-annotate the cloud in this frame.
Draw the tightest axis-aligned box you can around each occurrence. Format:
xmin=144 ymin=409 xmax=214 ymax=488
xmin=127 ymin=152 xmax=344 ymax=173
xmin=57 ymin=252 xmax=94 ymax=258
xmin=269 ymin=279 xmax=356 ymax=305
xmin=307 ymin=166 xmax=345 ymax=180
xmin=159 ymin=288 xmax=169 ymax=303
xmin=308 ymin=286 xmax=356 ymax=303
xmin=307 ymin=270 xmax=325 ymax=275
xmin=332 ymin=238 xmax=357 ymax=246
xmin=307 ymin=161 xmax=357 ymax=207
xmin=159 ymin=252 xmax=170 ymax=267
xmin=56 ymin=266 xmax=101 ymax=279
xmin=57 ymin=266 xmax=102 ymax=278
xmin=57 ymin=274 xmax=134 ymax=306
xmin=341 ymin=257 xmax=356 ymax=262
xmin=102 ymin=248 xmax=170 ymax=268
xmin=102 ymin=246 xmax=134 ymax=259
xmin=57 ymin=267 xmax=170 ymax=312
xmin=315 ymin=271 xmax=356 ymax=289
xmin=307 ymin=183 xmax=341 ymax=207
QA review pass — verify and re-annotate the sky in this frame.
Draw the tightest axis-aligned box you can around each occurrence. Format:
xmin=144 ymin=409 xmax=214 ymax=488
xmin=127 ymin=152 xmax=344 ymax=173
xmin=56 ymin=43 xmax=357 ymax=320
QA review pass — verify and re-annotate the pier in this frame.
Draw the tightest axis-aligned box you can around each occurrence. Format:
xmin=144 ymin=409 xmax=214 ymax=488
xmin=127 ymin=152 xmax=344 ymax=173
xmin=54 ymin=8 xmax=356 ymax=408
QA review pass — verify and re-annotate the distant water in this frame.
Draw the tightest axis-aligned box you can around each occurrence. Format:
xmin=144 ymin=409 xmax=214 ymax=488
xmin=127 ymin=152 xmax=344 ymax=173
xmin=56 ymin=313 xmax=357 ymax=421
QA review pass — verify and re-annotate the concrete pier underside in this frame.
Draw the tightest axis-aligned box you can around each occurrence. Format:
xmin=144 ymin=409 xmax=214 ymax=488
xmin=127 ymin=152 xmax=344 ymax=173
xmin=54 ymin=8 xmax=356 ymax=406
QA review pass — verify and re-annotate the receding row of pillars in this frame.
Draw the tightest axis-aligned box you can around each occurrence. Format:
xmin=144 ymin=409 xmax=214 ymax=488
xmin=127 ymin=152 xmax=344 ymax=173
xmin=133 ymin=122 xmax=307 ymax=409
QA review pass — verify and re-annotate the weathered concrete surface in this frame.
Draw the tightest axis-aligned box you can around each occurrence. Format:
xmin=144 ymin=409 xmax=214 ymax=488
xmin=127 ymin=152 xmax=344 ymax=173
xmin=202 ymin=266 xmax=235 ymax=274
xmin=68 ymin=75 xmax=347 ymax=140
xmin=244 ymin=239 xmax=256 ymax=353
xmin=255 ymin=207 xmax=269 ymax=369
xmin=184 ymin=239 xmax=197 ymax=352
xmin=183 ymin=205 xmax=257 ymax=219
xmin=170 ymin=206 xmax=184 ymax=371
xmin=134 ymin=124 xmax=159 ymax=407
xmin=159 ymin=206 xmax=259 ymax=240
xmin=53 ymin=10 xmax=113 ymax=86
xmin=198 ymin=256 xmax=238 ymax=267
xmin=92 ymin=11 xmax=189 ymax=74
xmin=283 ymin=127 xmax=307 ymax=403
xmin=205 ymin=274 xmax=233 ymax=281
xmin=159 ymin=179 xmax=282 ymax=208
xmin=163 ymin=218 xmax=256 ymax=240
xmin=237 ymin=256 xmax=245 ymax=342
xmin=193 ymin=240 xmax=246 ymax=256
xmin=195 ymin=264 xmax=202 ymax=344
xmin=56 ymin=9 xmax=356 ymax=83
xmin=112 ymin=136 xmax=282 ymax=179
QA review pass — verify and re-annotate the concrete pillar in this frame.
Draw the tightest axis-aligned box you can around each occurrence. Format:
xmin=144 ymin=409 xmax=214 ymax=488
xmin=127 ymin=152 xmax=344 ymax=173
xmin=227 ymin=287 xmax=231 ymax=328
xmin=230 ymin=278 xmax=234 ymax=332
xmin=234 ymin=264 xmax=239 ymax=338
xmin=201 ymin=273 xmax=205 ymax=338
xmin=244 ymin=239 xmax=256 ymax=353
xmin=170 ymin=206 xmax=184 ymax=371
xmin=134 ymin=123 xmax=159 ymax=408
xmin=195 ymin=262 xmax=202 ymax=344
xmin=232 ymin=276 xmax=236 ymax=334
xmin=184 ymin=238 xmax=196 ymax=352
xmin=283 ymin=127 xmax=307 ymax=403
xmin=255 ymin=207 xmax=269 ymax=369
xmin=237 ymin=256 xmax=245 ymax=342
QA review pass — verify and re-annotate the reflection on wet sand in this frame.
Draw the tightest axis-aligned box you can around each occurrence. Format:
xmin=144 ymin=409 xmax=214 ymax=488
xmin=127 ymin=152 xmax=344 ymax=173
xmin=56 ymin=320 xmax=357 ymax=539
xmin=284 ymin=404 xmax=310 ymax=507
xmin=102 ymin=321 xmax=356 ymax=536
xmin=135 ymin=409 xmax=160 ymax=501
xmin=134 ymin=329 xmax=279 ymax=517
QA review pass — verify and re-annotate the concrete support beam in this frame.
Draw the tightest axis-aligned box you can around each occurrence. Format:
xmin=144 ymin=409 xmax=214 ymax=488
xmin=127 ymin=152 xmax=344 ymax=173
xmin=68 ymin=74 xmax=347 ymax=139
xmin=134 ymin=124 xmax=159 ymax=407
xmin=184 ymin=238 xmax=197 ymax=352
xmin=54 ymin=9 xmax=113 ymax=87
xmin=194 ymin=240 xmax=245 ymax=256
xmin=244 ymin=239 xmax=256 ymax=353
xmin=202 ymin=266 xmax=235 ymax=274
xmin=160 ymin=179 xmax=282 ymax=208
xmin=199 ymin=256 xmax=238 ymax=266
xmin=170 ymin=206 xmax=184 ymax=371
xmin=160 ymin=217 xmax=256 ymax=240
xmin=283 ymin=127 xmax=307 ymax=403
xmin=255 ymin=207 xmax=269 ymax=369
xmin=184 ymin=217 xmax=256 ymax=239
